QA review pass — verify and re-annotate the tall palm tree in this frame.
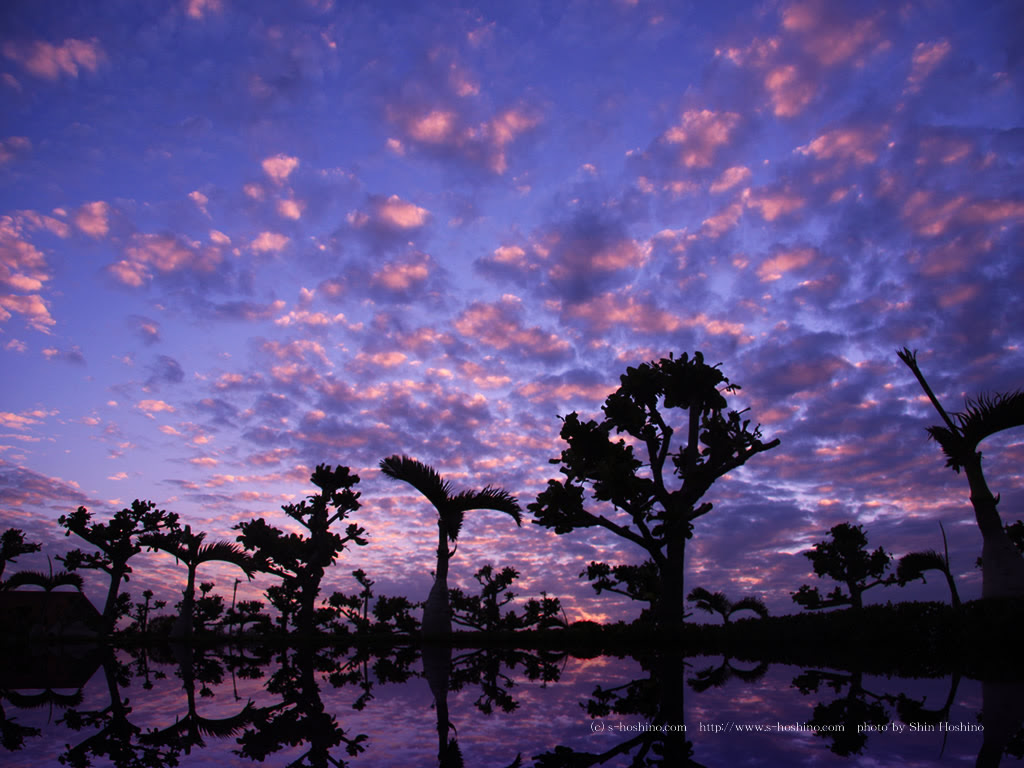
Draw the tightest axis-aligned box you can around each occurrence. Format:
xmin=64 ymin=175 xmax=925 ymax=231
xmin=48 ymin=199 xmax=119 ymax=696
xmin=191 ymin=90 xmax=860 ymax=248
xmin=898 ymin=349 xmax=1024 ymax=599
xmin=141 ymin=525 xmax=260 ymax=640
xmin=379 ymin=455 xmax=522 ymax=636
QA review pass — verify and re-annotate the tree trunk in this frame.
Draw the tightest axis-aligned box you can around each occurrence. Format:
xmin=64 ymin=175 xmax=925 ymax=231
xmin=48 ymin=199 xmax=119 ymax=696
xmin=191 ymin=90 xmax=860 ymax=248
xmin=965 ymin=454 xmax=1024 ymax=599
xmin=658 ymin=534 xmax=686 ymax=630
xmin=102 ymin=565 xmax=126 ymax=633
xmin=170 ymin=564 xmax=196 ymax=640
xmin=422 ymin=519 xmax=452 ymax=636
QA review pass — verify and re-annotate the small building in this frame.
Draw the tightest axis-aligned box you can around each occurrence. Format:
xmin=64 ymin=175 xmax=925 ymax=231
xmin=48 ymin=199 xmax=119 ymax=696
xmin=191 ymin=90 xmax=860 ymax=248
xmin=0 ymin=590 xmax=104 ymax=641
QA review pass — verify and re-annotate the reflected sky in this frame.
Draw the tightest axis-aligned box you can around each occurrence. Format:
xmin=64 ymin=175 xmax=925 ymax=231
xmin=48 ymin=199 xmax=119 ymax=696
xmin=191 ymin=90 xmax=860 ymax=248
xmin=1 ymin=647 xmax=994 ymax=766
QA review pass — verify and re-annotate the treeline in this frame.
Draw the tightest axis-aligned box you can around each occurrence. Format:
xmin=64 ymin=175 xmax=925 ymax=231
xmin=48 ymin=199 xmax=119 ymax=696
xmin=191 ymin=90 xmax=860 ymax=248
xmin=1 ymin=349 xmax=1021 ymax=642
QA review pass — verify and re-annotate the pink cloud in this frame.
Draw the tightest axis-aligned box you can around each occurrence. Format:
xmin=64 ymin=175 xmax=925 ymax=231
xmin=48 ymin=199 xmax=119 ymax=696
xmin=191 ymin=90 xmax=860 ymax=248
xmin=2 ymin=38 xmax=105 ymax=80
xmin=562 ymin=291 xmax=682 ymax=335
xmin=663 ymin=109 xmax=740 ymax=167
xmin=796 ymin=126 xmax=883 ymax=166
xmin=370 ymin=252 xmax=432 ymax=293
xmin=0 ymin=217 xmax=50 ymax=292
xmin=251 ymin=231 xmax=290 ymax=253
xmin=186 ymin=0 xmax=223 ymax=20
xmin=905 ymin=39 xmax=952 ymax=93
xmin=137 ymin=399 xmax=175 ymax=415
xmin=454 ymin=295 xmax=572 ymax=359
xmin=0 ymin=136 xmax=31 ymax=165
xmin=277 ymin=198 xmax=303 ymax=220
xmin=701 ymin=202 xmax=743 ymax=238
xmin=764 ymin=64 xmax=816 ymax=117
xmin=757 ymin=247 xmax=817 ymax=281
xmin=374 ymin=195 xmax=429 ymax=229
xmin=74 ymin=201 xmax=110 ymax=238
xmin=710 ymin=166 xmax=751 ymax=194
xmin=781 ymin=0 xmax=884 ymax=67
xmin=261 ymin=154 xmax=299 ymax=184
xmin=111 ymin=232 xmax=224 ymax=286
xmin=745 ymin=187 xmax=806 ymax=221
xmin=389 ymin=103 xmax=541 ymax=175
xmin=0 ymin=293 xmax=54 ymax=332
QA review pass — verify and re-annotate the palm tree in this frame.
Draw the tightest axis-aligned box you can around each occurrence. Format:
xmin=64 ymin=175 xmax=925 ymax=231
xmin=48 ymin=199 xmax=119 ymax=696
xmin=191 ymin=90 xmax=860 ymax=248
xmin=895 ymin=522 xmax=961 ymax=609
xmin=2 ymin=566 xmax=84 ymax=592
xmin=687 ymin=587 xmax=768 ymax=624
xmin=379 ymin=455 xmax=522 ymax=636
xmin=141 ymin=525 xmax=260 ymax=640
xmin=898 ymin=349 xmax=1024 ymax=599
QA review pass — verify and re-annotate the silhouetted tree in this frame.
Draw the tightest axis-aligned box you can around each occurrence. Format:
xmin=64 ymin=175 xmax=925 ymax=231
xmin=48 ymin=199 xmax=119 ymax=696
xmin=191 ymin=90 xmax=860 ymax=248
xmin=140 ymin=525 xmax=260 ymax=640
xmin=899 ymin=348 xmax=1024 ymax=599
xmin=328 ymin=569 xmax=420 ymax=635
xmin=379 ymin=455 xmax=522 ymax=636
xmin=686 ymin=587 xmax=768 ymax=624
xmin=792 ymin=522 xmax=892 ymax=611
xmin=234 ymin=464 xmax=365 ymax=636
xmin=896 ymin=522 xmax=961 ymax=609
xmin=580 ymin=560 xmax=662 ymax=624
xmin=449 ymin=564 xmax=565 ymax=631
xmin=531 ymin=352 xmax=779 ymax=629
xmin=57 ymin=500 xmax=180 ymax=632
xmin=0 ymin=528 xmax=41 ymax=585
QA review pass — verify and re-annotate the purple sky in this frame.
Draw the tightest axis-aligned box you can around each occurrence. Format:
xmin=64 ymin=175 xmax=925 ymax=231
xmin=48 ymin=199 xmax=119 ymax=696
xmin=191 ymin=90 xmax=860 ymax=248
xmin=1 ymin=0 xmax=1022 ymax=624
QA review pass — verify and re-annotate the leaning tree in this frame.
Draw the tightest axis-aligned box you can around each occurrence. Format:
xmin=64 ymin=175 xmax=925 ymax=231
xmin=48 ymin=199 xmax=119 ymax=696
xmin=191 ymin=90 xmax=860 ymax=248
xmin=57 ymin=500 xmax=180 ymax=632
xmin=898 ymin=348 xmax=1024 ymax=599
xmin=530 ymin=352 xmax=780 ymax=630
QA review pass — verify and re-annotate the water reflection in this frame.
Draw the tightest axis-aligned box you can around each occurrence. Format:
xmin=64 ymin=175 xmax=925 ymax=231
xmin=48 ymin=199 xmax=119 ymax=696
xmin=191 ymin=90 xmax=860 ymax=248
xmin=1 ymin=643 xmax=1017 ymax=766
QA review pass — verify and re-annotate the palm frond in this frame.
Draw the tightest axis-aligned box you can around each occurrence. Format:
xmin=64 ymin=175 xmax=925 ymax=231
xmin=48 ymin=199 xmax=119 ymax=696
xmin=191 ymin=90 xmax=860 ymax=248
xmin=731 ymin=596 xmax=769 ymax=619
xmin=379 ymin=455 xmax=453 ymax=511
xmin=449 ymin=487 xmax=522 ymax=524
xmin=198 ymin=541 xmax=259 ymax=578
xmin=955 ymin=390 xmax=1024 ymax=450
xmin=896 ymin=549 xmax=948 ymax=585
xmin=2 ymin=568 xmax=84 ymax=592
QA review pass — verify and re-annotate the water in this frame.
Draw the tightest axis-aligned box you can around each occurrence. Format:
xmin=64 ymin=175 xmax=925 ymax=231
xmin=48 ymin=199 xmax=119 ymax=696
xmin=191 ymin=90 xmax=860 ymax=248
xmin=0 ymin=644 xmax=1004 ymax=766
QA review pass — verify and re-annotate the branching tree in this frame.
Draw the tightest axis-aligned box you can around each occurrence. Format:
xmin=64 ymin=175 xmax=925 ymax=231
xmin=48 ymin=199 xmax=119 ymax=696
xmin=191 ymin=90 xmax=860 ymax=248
xmin=895 ymin=522 xmax=961 ymax=609
xmin=379 ymin=455 xmax=522 ymax=636
xmin=234 ymin=464 xmax=366 ymax=636
xmin=449 ymin=564 xmax=565 ymax=631
xmin=0 ymin=528 xmax=41 ymax=585
xmin=792 ymin=523 xmax=892 ymax=611
xmin=57 ymin=500 xmax=180 ymax=632
xmin=687 ymin=587 xmax=768 ymax=624
xmin=580 ymin=560 xmax=662 ymax=624
xmin=531 ymin=352 xmax=780 ymax=629
xmin=899 ymin=348 xmax=1024 ymax=600
xmin=328 ymin=570 xmax=420 ymax=635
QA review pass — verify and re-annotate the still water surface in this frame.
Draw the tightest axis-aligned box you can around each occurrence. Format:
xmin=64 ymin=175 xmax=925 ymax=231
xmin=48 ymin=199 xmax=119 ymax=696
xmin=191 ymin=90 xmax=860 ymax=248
xmin=1 ymin=644 xmax=1001 ymax=766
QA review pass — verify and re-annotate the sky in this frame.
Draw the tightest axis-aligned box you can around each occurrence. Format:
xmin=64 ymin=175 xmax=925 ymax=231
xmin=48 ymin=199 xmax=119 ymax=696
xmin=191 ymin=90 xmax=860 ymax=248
xmin=1 ymin=0 xmax=1022 ymax=624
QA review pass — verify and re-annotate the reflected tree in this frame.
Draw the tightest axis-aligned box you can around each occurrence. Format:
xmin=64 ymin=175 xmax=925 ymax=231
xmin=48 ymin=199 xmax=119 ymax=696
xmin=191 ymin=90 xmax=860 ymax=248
xmin=536 ymin=651 xmax=699 ymax=767
xmin=531 ymin=353 xmax=779 ymax=629
xmin=792 ymin=668 xmax=893 ymax=756
xmin=236 ymin=646 xmax=367 ymax=767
